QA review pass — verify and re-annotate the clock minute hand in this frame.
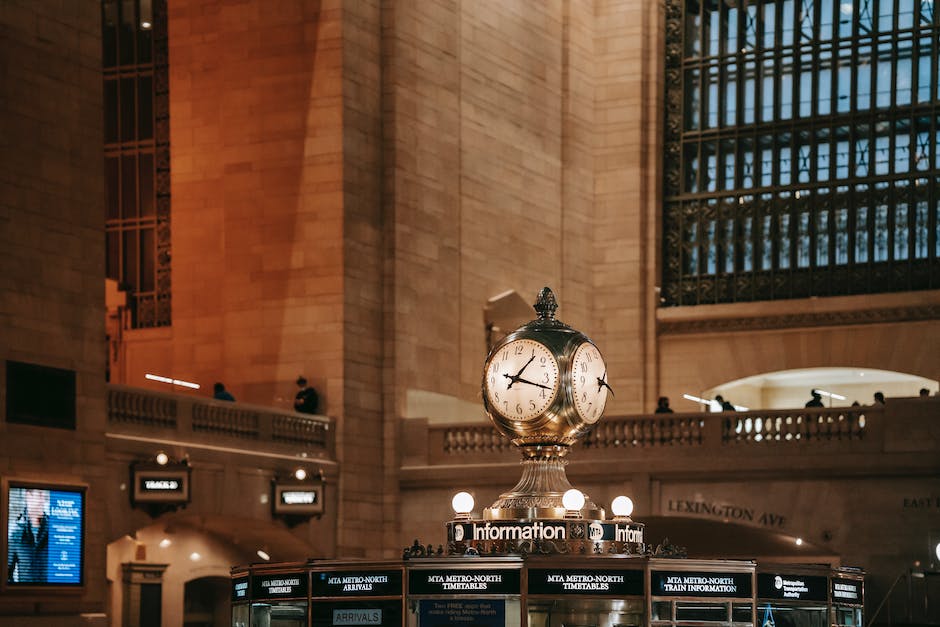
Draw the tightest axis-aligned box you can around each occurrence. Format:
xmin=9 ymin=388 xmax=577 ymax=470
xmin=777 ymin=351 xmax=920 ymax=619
xmin=515 ymin=377 xmax=552 ymax=391
xmin=513 ymin=355 xmax=535 ymax=378
xmin=597 ymin=371 xmax=614 ymax=396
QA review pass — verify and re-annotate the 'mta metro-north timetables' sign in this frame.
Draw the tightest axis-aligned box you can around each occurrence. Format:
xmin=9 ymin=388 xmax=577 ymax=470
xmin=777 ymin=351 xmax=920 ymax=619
xmin=757 ymin=573 xmax=828 ymax=601
xmin=528 ymin=569 xmax=644 ymax=596
xmin=251 ymin=572 xmax=309 ymax=599
xmin=313 ymin=570 xmax=403 ymax=597
xmin=652 ymin=571 xmax=753 ymax=598
xmin=408 ymin=569 xmax=521 ymax=595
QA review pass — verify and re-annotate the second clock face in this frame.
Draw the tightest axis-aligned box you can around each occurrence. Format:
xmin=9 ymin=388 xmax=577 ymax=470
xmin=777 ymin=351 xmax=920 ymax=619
xmin=570 ymin=341 xmax=609 ymax=424
xmin=484 ymin=339 xmax=560 ymax=421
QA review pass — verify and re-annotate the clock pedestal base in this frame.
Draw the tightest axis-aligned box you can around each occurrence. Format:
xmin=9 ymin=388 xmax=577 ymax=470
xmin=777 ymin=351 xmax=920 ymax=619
xmin=483 ymin=450 xmax=604 ymax=521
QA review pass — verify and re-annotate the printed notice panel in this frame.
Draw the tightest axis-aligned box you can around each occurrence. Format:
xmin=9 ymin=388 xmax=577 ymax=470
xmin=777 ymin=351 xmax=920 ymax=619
xmin=251 ymin=572 xmax=308 ymax=599
xmin=831 ymin=578 xmax=863 ymax=605
xmin=408 ymin=568 xmax=520 ymax=595
xmin=757 ymin=573 xmax=828 ymax=601
xmin=6 ymin=485 xmax=83 ymax=586
xmin=528 ymin=568 xmax=644 ymax=596
xmin=313 ymin=570 xmax=403 ymax=597
xmin=311 ymin=599 xmax=402 ymax=627
xmin=652 ymin=571 xmax=752 ymax=598
xmin=232 ymin=576 xmax=249 ymax=602
xmin=417 ymin=599 xmax=505 ymax=627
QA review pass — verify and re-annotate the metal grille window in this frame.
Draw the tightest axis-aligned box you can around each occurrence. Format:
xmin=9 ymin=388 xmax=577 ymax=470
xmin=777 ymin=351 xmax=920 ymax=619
xmin=663 ymin=0 xmax=940 ymax=306
xmin=103 ymin=0 xmax=170 ymax=327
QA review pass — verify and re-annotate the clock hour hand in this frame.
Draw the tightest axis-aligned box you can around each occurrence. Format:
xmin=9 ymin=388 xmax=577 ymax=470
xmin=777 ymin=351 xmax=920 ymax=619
xmin=597 ymin=371 xmax=614 ymax=396
xmin=503 ymin=355 xmax=536 ymax=388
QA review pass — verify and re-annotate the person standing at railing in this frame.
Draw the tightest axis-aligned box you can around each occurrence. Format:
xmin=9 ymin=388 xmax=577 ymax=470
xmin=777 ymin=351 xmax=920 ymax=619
xmin=873 ymin=391 xmax=886 ymax=405
xmin=805 ymin=390 xmax=824 ymax=408
xmin=294 ymin=376 xmax=319 ymax=414
xmin=715 ymin=395 xmax=736 ymax=411
xmin=212 ymin=382 xmax=235 ymax=402
xmin=655 ymin=396 xmax=674 ymax=413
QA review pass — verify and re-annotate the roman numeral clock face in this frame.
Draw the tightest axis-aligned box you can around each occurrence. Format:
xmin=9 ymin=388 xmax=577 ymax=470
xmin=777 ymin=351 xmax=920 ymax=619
xmin=484 ymin=339 xmax=560 ymax=421
xmin=570 ymin=342 xmax=609 ymax=424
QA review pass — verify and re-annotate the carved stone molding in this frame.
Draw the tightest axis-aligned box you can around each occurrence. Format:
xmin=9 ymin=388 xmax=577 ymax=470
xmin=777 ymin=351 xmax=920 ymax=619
xmin=658 ymin=304 xmax=940 ymax=335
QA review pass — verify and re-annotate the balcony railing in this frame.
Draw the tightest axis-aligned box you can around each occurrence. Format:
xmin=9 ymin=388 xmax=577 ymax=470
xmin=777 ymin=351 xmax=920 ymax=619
xmin=401 ymin=398 xmax=940 ymax=477
xmin=107 ymin=384 xmax=334 ymax=457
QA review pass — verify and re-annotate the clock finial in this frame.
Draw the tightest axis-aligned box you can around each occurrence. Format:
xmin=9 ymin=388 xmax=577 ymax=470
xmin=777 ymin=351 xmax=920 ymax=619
xmin=533 ymin=287 xmax=557 ymax=320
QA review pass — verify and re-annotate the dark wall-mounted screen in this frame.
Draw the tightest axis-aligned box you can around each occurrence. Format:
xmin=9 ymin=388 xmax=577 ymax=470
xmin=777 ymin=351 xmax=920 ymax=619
xmin=5 ymin=360 xmax=76 ymax=430
xmin=5 ymin=483 xmax=85 ymax=586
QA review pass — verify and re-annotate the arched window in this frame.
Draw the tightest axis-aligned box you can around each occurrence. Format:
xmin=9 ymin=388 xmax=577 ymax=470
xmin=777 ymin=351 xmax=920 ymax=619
xmin=663 ymin=0 xmax=940 ymax=306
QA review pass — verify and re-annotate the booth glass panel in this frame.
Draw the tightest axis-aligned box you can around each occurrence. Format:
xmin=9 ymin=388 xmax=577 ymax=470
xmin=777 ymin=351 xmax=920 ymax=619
xmin=528 ymin=598 xmax=645 ymax=627
xmin=758 ymin=604 xmax=826 ymax=627
xmin=250 ymin=601 xmax=308 ymax=627
xmin=232 ymin=604 xmax=248 ymax=627
xmin=409 ymin=598 xmax=521 ymax=627
xmin=651 ymin=600 xmax=753 ymax=627
xmin=833 ymin=607 xmax=862 ymax=627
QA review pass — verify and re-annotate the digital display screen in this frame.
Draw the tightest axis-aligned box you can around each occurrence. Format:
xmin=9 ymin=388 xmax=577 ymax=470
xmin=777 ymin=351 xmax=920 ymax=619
xmin=6 ymin=484 xmax=84 ymax=586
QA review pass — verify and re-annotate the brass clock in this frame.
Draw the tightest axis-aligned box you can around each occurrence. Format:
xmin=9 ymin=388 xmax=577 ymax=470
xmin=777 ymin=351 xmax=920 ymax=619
xmin=481 ymin=287 xmax=612 ymax=451
xmin=483 ymin=338 xmax=560 ymax=422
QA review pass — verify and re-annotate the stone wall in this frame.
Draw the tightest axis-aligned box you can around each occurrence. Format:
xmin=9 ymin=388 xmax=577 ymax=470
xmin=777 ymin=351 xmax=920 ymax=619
xmin=0 ymin=1 xmax=107 ymax=622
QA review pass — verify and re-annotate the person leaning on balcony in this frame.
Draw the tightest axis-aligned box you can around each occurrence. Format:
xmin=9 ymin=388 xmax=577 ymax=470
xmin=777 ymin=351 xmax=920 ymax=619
xmin=805 ymin=390 xmax=824 ymax=408
xmin=655 ymin=396 xmax=674 ymax=413
xmin=873 ymin=391 xmax=886 ymax=405
xmin=919 ymin=388 xmax=930 ymax=398
xmin=212 ymin=382 xmax=235 ymax=402
xmin=294 ymin=376 xmax=319 ymax=414
xmin=715 ymin=395 xmax=736 ymax=411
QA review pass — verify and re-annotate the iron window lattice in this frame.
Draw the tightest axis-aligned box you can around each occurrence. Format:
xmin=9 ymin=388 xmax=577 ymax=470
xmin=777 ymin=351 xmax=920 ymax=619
xmin=103 ymin=0 xmax=170 ymax=328
xmin=663 ymin=0 xmax=940 ymax=306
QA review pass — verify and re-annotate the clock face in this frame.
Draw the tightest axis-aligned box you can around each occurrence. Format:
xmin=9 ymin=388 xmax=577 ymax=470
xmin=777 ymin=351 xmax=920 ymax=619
xmin=570 ymin=341 xmax=608 ymax=424
xmin=484 ymin=339 xmax=560 ymax=421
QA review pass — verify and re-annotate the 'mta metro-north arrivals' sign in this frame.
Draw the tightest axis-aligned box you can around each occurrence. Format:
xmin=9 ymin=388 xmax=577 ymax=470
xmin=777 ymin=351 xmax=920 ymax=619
xmin=313 ymin=570 xmax=403 ymax=597
xmin=652 ymin=571 xmax=753 ymax=598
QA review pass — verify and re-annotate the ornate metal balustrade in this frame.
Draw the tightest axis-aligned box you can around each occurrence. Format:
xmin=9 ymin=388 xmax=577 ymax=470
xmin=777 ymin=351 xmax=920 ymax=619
xmin=107 ymin=384 xmax=333 ymax=454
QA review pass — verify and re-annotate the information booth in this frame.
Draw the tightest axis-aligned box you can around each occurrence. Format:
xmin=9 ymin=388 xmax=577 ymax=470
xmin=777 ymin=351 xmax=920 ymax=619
xmin=310 ymin=561 xmax=405 ymax=627
xmin=229 ymin=291 xmax=866 ymax=627
xmin=525 ymin=555 xmax=645 ymax=627
xmin=407 ymin=556 xmax=523 ymax=627
xmin=755 ymin=564 xmax=865 ymax=627
xmin=830 ymin=570 xmax=864 ymax=627
xmin=650 ymin=559 xmax=755 ymax=627
xmin=233 ymin=561 xmax=309 ymax=627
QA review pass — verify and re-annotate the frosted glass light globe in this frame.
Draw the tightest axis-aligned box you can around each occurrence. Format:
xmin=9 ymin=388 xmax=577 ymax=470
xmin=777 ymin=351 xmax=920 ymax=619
xmin=611 ymin=495 xmax=634 ymax=517
xmin=562 ymin=489 xmax=585 ymax=511
xmin=452 ymin=491 xmax=474 ymax=515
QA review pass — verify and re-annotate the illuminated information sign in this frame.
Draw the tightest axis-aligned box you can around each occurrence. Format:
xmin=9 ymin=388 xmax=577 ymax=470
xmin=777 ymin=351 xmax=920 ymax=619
xmin=313 ymin=570 xmax=402 ymax=597
xmin=757 ymin=573 xmax=828 ymax=601
xmin=831 ymin=578 xmax=863 ymax=604
xmin=652 ymin=571 xmax=752 ymax=598
xmin=407 ymin=569 xmax=520 ymax=595
xmin=251 ymin=572 xmax=308 ymax=599
xmin=6 ymin=485 xmax=84 ymax=586
xmin=528 ymin=568 xmax=644 ymax=596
